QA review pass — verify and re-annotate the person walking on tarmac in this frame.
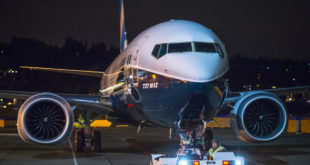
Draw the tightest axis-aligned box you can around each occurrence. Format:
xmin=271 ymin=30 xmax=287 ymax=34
xmin=204 ymin=139 xmax=226 ymax=160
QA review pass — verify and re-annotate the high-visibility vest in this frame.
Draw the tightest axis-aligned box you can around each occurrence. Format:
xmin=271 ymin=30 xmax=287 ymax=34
xmin=208 ymin=146 xmax=225 ymax=160
xmin=75 ymin=118 xmax=86 ymax=129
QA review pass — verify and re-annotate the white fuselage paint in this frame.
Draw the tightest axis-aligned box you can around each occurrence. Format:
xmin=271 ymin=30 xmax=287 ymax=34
xmin=100 ymin=20 xmax=229 ymax=92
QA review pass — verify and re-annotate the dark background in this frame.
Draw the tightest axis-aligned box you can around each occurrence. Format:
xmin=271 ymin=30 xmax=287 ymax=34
xmin=0 ymin=0 xmax=310 ymax=59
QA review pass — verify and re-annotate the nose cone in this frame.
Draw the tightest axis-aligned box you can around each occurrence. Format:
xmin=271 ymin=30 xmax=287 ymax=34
xmin=160 ymin=52 xmax=229 ymax=82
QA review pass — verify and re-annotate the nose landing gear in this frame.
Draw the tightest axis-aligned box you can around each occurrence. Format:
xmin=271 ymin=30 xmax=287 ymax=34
xmin=176 ymin=120 xmax=213 ymax=151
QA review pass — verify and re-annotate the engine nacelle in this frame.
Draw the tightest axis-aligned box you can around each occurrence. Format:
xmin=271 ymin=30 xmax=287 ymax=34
xmin=230 ymin=92 xmax=287 ymax=143
xmin=17 ymin=92 xmax=74 ymax=145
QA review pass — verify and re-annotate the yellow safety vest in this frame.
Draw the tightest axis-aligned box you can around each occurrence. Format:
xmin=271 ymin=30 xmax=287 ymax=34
xmin=75 ymin=118 xmax=86 ymax=129
xmin=208 ymin=146 xmax=225 ymax=160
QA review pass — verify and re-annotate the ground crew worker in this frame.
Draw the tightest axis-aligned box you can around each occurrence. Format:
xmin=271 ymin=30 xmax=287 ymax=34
xmin=75 ymin=114 xmax=86 ymax=129
xmin=74 ymin=114 xmax=86 ymax=152
xmin=204 ymin=139 xmax=226 ymax=160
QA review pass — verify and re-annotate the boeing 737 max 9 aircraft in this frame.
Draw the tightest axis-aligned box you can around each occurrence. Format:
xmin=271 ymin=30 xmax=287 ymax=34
xmin=0 ymin=0 xmax=310 ymax=151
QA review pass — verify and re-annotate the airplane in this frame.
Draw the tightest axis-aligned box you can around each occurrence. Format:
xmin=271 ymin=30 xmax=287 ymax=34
xmin=1 ymin=0 xmax=310 ymax=152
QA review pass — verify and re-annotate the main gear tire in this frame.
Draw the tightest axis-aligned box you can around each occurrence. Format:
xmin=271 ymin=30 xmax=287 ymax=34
xmin=75 ymin=129 xmax=85 ymax=153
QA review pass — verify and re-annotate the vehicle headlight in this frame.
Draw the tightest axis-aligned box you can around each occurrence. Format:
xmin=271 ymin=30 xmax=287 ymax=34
xmin=178 ymin=160 xmax=188 ymax=165
xmin=236 ymin=159 xmax=241 ymax=165
xmin=235 ymin=156 xmax=244 ymax=165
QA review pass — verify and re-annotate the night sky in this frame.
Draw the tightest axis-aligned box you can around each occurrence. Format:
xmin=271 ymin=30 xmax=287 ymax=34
xmin=0 ymin=0 xmax=310 ymax=59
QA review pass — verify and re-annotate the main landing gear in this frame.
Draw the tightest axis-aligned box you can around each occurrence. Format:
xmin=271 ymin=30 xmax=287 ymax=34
xmin=74 ymin=111 xmax=103 ymax=153
xmin=74 ymin=128 xmax=102 ymax=153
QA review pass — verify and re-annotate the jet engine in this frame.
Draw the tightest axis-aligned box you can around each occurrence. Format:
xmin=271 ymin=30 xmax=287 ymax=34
xmin=230 ymin=92 xmax=287 ymax=143
xmin=17 ymin=92 xmax=74 ymax=145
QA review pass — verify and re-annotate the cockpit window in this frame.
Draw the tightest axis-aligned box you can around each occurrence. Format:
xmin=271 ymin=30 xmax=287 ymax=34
xmin=151 ymin=43 xmax=167 ymax=59
xmin=215 ymin=44 xmax=224 ymax=58
xmin=151 ymin=42 xmax=224 ymax=59
xmin=194 ymin=42 xmax=216 ymax=53
xmin=152 ymin=44 xmax=160 ymax=57
xmin=158 ymin=44 xmax=167 ymax=58
xmin=168 ymin=42 xmax=192 ymax=53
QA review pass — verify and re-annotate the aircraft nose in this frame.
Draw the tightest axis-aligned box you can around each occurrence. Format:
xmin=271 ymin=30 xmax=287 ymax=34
xmin=160 ymin=52 xmax=229 ymax=82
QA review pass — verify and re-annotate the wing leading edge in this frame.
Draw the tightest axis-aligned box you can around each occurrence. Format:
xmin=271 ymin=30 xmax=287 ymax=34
xmin=0 ymin=90 xmax=113 ymax=113
xmin=20 ymin=66 xmax=105 ymax=78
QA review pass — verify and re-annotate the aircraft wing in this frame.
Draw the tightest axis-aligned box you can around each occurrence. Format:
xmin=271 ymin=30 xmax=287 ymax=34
xmin=0 ymin=90 xmax=113 ymax=112
xmin=225 ymin=86 xmax=310 ymax=104
xmin=20 ymin=66 xmax=105 ymax=78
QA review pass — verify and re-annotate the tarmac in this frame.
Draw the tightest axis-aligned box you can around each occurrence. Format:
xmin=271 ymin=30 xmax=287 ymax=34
xmin=0 ymin=126 xmax=309 ymax=165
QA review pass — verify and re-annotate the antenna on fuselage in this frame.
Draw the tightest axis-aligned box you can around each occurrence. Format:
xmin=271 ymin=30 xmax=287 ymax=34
xmin=120 ymin=0 xmax=128 ymax=52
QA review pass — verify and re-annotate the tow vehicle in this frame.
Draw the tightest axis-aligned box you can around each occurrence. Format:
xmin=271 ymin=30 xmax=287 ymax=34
xmin=150 ymin=147 xmax=244 ymax=165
